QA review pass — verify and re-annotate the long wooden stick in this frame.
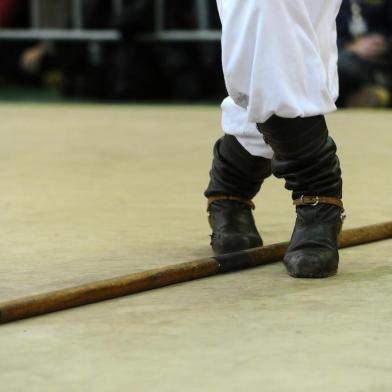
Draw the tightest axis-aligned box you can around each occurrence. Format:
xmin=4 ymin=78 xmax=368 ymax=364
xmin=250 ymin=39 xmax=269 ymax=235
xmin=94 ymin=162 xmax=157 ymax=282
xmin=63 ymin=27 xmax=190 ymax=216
xmin=1 ymin=222 xmax=391 ymax=325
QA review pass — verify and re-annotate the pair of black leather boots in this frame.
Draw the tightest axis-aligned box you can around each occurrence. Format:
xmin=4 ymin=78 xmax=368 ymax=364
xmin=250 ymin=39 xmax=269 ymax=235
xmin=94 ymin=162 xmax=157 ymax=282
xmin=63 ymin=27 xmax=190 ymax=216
xmin=205 ymin=115 xmax=345 ymax=278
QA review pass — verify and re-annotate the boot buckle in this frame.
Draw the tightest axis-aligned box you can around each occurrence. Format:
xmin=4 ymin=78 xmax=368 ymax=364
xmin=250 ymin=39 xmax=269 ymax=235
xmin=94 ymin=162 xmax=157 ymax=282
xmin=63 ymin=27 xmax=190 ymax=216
xmin=300 ymin=195 xmax=319 ymax=206
xmin=295 ymin=196 xmax=344 ymax=210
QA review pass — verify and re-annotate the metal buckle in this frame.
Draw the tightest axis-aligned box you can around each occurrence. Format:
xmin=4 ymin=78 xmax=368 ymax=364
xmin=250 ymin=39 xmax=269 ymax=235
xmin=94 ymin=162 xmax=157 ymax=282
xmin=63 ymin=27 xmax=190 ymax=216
xmin=311 ymin=196 xmax=320 ymax=206
xmin=300 ymin=195 xmax=319 ymax=206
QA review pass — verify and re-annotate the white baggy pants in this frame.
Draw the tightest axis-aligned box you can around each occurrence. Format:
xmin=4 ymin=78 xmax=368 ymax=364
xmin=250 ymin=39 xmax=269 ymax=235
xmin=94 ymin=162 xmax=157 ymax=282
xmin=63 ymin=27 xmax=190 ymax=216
xmin=217 ymin=0 xmax=342 ymax=158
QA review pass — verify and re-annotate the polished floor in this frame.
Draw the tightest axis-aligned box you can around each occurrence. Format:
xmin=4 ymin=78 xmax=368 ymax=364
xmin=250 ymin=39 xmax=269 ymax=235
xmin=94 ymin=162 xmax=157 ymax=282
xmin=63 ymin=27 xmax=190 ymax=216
xmin=0 ymin=104 xmax=391 ymax=391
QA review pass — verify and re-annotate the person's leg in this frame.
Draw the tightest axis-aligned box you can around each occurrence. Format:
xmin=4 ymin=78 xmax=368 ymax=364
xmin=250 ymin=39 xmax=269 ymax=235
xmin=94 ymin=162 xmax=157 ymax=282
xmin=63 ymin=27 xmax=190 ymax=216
xmin=209 ymin=0 xmax=344 ymax=277
xmin=205 ymin=99 xmax=273 ymax=254
xmin=256 ymin=0 xmax=344 ymax=277
xmin=258 ymin=115 xmax=343 ymax=278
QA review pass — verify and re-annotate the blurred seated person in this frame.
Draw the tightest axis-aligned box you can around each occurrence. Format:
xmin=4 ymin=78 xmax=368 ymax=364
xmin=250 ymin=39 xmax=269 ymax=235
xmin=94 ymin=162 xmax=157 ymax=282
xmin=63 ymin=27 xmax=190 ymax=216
xmin=68 ymin=0 xmax=223 ymax=101
xmin=0 ymin=0 xmax=33 ymax=82
xmin=337 ymin=0 xmax=392 ymax=107
xmin=0 ymin=0 xmax=56 ymax=84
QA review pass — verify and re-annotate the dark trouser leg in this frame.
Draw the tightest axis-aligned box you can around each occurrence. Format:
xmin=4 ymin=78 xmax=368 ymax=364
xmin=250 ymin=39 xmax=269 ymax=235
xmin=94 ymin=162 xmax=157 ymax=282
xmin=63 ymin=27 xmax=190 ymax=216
xmin=338 ymin=51 xmax=392 ymax=107
xmin=258 ymin=115 xmax=344 ymax=278
xmin=338 ymin=51 xmax=375 ymax=102
xmin=205 ymin=135 xmax=272 ymax=254
xmin=205 ymin=135 xmax=272 ymax=199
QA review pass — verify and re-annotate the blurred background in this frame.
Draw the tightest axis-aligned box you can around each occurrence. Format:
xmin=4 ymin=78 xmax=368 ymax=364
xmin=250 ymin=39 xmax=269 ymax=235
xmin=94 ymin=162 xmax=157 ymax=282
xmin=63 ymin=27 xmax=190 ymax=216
xmin=0 ymin=0 xmax=391 ymax=107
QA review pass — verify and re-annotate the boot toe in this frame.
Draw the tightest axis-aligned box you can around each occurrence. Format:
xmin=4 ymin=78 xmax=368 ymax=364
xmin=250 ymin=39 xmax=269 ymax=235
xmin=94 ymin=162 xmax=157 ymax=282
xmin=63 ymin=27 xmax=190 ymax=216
xmin=284 ymin=249 xmax=339 ymax=279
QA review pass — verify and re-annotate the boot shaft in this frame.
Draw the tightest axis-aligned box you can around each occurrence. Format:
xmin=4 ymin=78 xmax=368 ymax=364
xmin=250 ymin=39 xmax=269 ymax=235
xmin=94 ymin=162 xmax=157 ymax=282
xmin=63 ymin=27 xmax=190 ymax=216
xmin=205 ymin=135 xmax=272 ymax=200
xmin=257 ymin=115 xmax=342 ymax=199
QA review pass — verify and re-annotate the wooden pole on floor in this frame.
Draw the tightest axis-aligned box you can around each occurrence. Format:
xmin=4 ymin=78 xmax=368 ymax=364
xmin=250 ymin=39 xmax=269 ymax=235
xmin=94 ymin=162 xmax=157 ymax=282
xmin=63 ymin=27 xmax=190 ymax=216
xmin=1 ymin=222 xmax=391 ymax=325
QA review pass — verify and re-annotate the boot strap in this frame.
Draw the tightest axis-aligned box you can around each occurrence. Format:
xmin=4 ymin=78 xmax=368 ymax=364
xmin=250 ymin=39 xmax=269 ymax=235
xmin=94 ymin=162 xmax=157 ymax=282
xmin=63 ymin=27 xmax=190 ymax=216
xmin=207 ymin=195 xmax=255 ymax=211
xmin=293 ymin=196 xmax=344 ymax=210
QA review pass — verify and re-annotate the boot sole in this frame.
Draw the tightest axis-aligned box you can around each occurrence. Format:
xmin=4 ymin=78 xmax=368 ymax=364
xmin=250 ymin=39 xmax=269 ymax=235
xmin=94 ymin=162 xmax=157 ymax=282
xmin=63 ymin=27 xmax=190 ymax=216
xmin=286 ymin=269 xmax=338 ymax=279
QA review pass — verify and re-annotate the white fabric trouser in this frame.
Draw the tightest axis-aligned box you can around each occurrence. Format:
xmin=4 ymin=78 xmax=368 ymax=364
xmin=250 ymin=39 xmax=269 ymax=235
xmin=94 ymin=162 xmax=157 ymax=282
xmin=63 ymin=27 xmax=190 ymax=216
xmin=217 ymin=0 xmax=342 ymax=158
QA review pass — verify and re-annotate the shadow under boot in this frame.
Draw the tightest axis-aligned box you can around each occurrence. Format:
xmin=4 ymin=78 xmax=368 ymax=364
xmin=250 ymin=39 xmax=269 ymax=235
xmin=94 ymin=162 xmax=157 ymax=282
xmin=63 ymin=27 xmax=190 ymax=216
xmin=205 ymin=135 xmax=272 ymax=255
xmin=258 ymin=116 xmax=344 ymax=278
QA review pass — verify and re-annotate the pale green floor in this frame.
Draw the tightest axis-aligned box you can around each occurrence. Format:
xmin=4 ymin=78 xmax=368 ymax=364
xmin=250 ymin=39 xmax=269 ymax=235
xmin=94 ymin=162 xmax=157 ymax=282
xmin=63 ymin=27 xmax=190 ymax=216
xmin=0 ymin=104 xmax=391 ymax=391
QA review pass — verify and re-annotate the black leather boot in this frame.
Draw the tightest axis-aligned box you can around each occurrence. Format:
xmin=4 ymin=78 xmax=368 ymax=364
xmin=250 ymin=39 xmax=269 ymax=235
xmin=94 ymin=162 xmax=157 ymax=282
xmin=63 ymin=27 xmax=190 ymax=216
xmin=258 ymin=116 xmax=344 ymax=278
xmin=207 ymin=196 xmax=262 ymax=255
xmin=205 ymin=135 xmax=272 ymax=255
